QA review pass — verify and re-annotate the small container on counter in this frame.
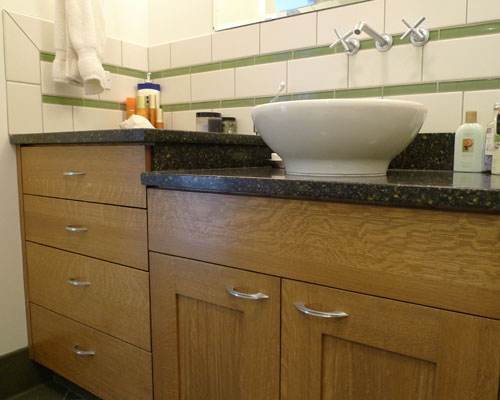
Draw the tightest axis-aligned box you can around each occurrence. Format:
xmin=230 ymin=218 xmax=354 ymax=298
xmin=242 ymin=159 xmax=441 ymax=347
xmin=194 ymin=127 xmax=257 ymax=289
xmin=196 ymin=112 xmax=222 ymax=133
xmin=136 ymin=95 xmax=149 ymax=120
xmin=156 ymin=109 xmax=164 ymax=130
xmin=126 ymin=97 xmax=136 ymax=119
xmin=222 ymin=117 xmax=237 ymax=134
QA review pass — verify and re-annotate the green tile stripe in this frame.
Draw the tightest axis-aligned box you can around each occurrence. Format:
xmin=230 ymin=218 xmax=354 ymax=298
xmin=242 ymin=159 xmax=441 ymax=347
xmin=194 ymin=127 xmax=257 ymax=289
xmin=157 ymin=77 xmax=500 ymax=111
xmin=146 ymin=20 xmax=499 ymax=80
xmin=42 ymin=95 xmax=125 ymax=110
xmin=40 ymin=52 xmax=147 ymax=79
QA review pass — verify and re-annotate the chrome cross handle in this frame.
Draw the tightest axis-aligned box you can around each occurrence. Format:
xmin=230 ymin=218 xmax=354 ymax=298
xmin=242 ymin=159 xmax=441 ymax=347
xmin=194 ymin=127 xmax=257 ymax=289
xmin=401 ymin=16 xmax=430 ymax=47
xmin=330 ymin=28 xmax=360 ymax=56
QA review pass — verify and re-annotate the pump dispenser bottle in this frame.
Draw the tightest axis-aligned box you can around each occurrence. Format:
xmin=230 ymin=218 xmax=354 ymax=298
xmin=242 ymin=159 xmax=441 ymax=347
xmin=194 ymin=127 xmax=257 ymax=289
xmin=453 ymin=111 xmax=486 ymax=172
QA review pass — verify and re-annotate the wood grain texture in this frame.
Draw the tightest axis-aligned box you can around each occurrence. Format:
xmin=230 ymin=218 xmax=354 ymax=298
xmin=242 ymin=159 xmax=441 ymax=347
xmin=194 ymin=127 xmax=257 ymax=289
xmin=21 ymin=145 xmax=147 ymax=208
xmin=148 ymin=190 xmax=500 ymax=319
xmin=24 ymin=195 xmax=148 ymax=270
xmin=30 ymin=304 xmax=153 ymax=400
xmin=16 ymin=146 xmax=33 ymax=355
xmin=281 ymin=279 xmax=500 ymax=400
xmin=27 ymin=242 xmax=151 ymax=350
xmin=150 ymin=253 xmax=280 ymax=400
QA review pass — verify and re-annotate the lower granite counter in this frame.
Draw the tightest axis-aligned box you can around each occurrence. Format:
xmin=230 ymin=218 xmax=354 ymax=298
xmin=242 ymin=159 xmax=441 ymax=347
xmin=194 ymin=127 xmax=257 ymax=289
xmin=141 ymin=167 xmax=500 ymax=213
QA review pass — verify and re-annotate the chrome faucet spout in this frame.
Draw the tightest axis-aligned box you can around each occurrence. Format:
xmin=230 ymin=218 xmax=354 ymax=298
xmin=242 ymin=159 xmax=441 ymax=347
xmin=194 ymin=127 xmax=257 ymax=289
xmin=353 ymin=21 xmax=393 ymax=52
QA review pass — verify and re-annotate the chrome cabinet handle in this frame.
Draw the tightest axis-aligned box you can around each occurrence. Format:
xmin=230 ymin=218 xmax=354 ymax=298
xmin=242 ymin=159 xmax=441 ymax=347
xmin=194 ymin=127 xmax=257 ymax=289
xmin=65 ymin=225 xmax=88 ymax=232
xmin=72 ymin=344 xmax=95 ymax=356
xmin=225 ymin=286 xmax=269 ymax=300
xmin=63 ymin=171 xmax=86 ymax=176
xmin=294 ymin=302 xmax=349 ymax=318
xmin=67 ymin=278 xmax=91 ymax=286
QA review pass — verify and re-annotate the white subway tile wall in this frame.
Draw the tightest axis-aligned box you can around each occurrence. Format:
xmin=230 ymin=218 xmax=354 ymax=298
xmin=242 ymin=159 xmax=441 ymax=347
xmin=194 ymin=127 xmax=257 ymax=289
xmin=423 ymin=34 xmax=500 ymax=82
xmin=467 ymin=0 xmax=500 ymax=23
xmin=7 ymin=82 xmax=43 ymax=134
xmin=3 ymin=14 xmax=40 ymax=85
xmin=236 ymin=62 xmax=287 ymax=98
xmin=171 ymin=35 xmax=212 ymax=68
xmin=149 ymin=43 xmax=171 ymax=72
xmin=10 ymin=11 xmax=55 ymax=53
xmin=103 ymin=37 xmax=123 ymax=66
xmin=157 ymin=75 xmax=191 ymax=105
xmin=4 ymin=5 xmax=500 ymax=136
xmin=212 ymin=24 xmax=260 ymax=61
xmin=385 ymin=0 xmax=467 ymax=32
xmin=73 ymin=107 xmax=124 ymax=131
xmin=42 ymin=104 xmax=73 ymax=132
xmin=288 ymin=54 xmax=347 ymax=93
xmin=260 ymin=12 xmax=316 ymax=54
xmin=349 ymin=45 xmax=423 ymax=88
xmin=191 ymin=69 xmax=235 ymax=102
xmin=317 ymin=0 xmax=385 ymax=44
xmin=385 ymin=92 xmax=464 ymax=133
xmin=121 ymin=42 xmax=148 ymax=71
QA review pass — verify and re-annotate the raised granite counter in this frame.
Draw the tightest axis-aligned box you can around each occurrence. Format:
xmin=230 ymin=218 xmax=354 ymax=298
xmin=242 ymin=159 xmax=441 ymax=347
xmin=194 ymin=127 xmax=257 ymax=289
xmin=141 ymin=167 xmax=500 ymax=212
xmin=9 ymin=129 xmax=272 ymax=170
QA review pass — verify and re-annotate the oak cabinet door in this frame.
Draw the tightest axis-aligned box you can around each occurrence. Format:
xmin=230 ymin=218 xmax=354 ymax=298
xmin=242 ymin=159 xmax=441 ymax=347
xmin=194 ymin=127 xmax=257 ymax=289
xmin=282 ymin=279 xmax=500 ymax=400
xmin=150 ymin=253 xmax=281 ymax=400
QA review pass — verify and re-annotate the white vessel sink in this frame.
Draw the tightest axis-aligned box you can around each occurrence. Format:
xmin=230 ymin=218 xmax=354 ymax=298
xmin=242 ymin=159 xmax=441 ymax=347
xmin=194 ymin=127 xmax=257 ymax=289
xmin=252 ymin=99 xmax=427 ymax=176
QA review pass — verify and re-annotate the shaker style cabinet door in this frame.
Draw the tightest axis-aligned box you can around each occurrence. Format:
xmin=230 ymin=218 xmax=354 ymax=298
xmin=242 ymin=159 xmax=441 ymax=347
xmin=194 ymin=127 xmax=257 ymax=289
xmin=150 ymin=253 xmax=281 ymax=400
xmin=281 ymin=279 xmax=500 ymax=400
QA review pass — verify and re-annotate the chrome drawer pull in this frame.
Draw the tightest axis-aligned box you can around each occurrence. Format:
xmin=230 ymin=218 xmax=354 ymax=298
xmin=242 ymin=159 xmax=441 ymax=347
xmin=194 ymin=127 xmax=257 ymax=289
xmin=63 ymin=171 xmax=86 ymax=176
xmin=225 ymin=286 xmax=269 ymax=300
xmin=294 ymin=302 xmax=349 ymax=318
xmin=67 ymin=278 xmax=91 ymax=286
xmin=72 ymin=344 xmax=95 ymax=356
xmin=65 ymin=225 xmax=88 ymax=232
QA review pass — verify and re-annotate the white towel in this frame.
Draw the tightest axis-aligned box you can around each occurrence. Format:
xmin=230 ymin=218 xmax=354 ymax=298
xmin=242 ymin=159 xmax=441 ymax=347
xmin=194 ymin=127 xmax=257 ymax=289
xmin=52 ymin=0 xmax=107 ymax=95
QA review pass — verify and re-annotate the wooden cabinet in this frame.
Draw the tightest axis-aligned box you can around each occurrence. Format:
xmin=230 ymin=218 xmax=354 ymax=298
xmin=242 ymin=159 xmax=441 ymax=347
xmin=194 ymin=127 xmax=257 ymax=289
xmin=150 ymin=252 xmax=281 ymax=400
xmin=17 ymin=144 xmax=152 ymax=400
xmin=282 ymin=279 xmax=500 ymax=400
xmin=148 ymin=189 xmax=500 ymax=400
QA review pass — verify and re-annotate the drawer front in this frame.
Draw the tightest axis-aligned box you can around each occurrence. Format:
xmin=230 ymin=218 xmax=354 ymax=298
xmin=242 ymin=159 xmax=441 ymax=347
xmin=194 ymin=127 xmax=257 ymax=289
xmin=25 ymin=195 xmax=148 ymax=270
xmin=27 ymin=242 xmax=151 ymax=350
xmin=31 ymin=304 xmax=153 ymax=400
xmin=148 ymin=189 xmax=500 ymax=319
xmin=21 ymin=145 xmax=147 ymax=208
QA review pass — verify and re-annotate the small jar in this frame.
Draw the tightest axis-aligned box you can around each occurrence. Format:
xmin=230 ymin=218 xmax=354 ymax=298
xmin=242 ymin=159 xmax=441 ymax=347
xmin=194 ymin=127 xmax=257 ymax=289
xmin=196 ymin=112 xmax=222 ymax=133
xmin=222 ymin=117 xmax=237 ymax=134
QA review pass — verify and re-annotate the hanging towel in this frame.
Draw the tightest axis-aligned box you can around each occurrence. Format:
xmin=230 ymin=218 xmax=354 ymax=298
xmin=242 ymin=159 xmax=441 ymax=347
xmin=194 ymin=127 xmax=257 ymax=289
xmin=52 ymin=0 xmax=107 ymax=95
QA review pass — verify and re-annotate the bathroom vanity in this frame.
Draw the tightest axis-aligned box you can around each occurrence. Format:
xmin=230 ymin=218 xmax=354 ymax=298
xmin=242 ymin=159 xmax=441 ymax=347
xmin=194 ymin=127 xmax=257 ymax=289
xmin=10 ymin=130 xmax=500 ymax=400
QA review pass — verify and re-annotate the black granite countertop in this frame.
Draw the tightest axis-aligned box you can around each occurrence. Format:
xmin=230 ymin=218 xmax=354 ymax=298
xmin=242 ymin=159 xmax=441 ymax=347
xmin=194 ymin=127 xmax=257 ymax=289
xmin=141 ymin=167 xmax=500 ymax=213
xmin=9 ymin=129 xmax=267 ymax=146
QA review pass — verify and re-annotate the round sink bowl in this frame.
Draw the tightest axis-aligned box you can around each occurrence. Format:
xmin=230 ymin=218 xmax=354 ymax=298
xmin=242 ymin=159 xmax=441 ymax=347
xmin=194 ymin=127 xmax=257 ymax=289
xmin=252 ymin=99 xmax=427 ymax=176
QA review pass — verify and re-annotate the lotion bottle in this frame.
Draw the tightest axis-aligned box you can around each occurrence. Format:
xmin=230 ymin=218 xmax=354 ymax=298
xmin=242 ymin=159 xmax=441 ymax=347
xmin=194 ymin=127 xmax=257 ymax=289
xmin=492 ymin=114 xmax=500 ymax=175
xmin=453 ymin=111 xmax=486 ymax=172
xmin=484 ymin=103 xmax=500 ymax=171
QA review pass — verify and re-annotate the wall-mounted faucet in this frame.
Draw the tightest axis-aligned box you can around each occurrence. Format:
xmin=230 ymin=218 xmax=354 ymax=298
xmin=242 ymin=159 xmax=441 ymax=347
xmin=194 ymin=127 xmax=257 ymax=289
xmin=353 ymin=21 xmax=393 ymax=52
xmin=401 ymin=16 xmax=430 ymax=47
xmin=330 ymin=28 xmax=360 ymax=56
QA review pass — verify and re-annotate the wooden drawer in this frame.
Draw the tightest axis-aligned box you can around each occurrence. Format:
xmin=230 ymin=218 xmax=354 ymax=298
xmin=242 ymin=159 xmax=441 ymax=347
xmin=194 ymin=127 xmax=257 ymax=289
xmin=27 ymin=242 xmax=151 ymax=350
xmin=148 ymin=189 xmax=500 ymax=319
xmin=24 ymin=195 xmax=148 ymax=270
xmin=31 ymin=304 xmax=152 ymax=400
xmin=21 ymin=145 xmax=148 ymax=208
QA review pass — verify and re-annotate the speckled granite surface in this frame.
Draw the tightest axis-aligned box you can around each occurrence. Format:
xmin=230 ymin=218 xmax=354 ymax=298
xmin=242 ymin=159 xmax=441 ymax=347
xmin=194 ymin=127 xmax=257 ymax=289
xmin=8 ymin=129 xmax=267 ymax=146
xmin=389 ymin=133 xmax=454 ymax=170
xmin=142 ymin=168 xmax=500 ymax=212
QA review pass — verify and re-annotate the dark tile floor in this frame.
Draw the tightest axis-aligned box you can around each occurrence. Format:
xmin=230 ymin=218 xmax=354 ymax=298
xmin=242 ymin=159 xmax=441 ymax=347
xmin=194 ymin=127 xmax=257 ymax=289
xmin=7 ymin=375 xmax=101 ymax=400
xmin=7 ymin=380 xmax=82 ymax=400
